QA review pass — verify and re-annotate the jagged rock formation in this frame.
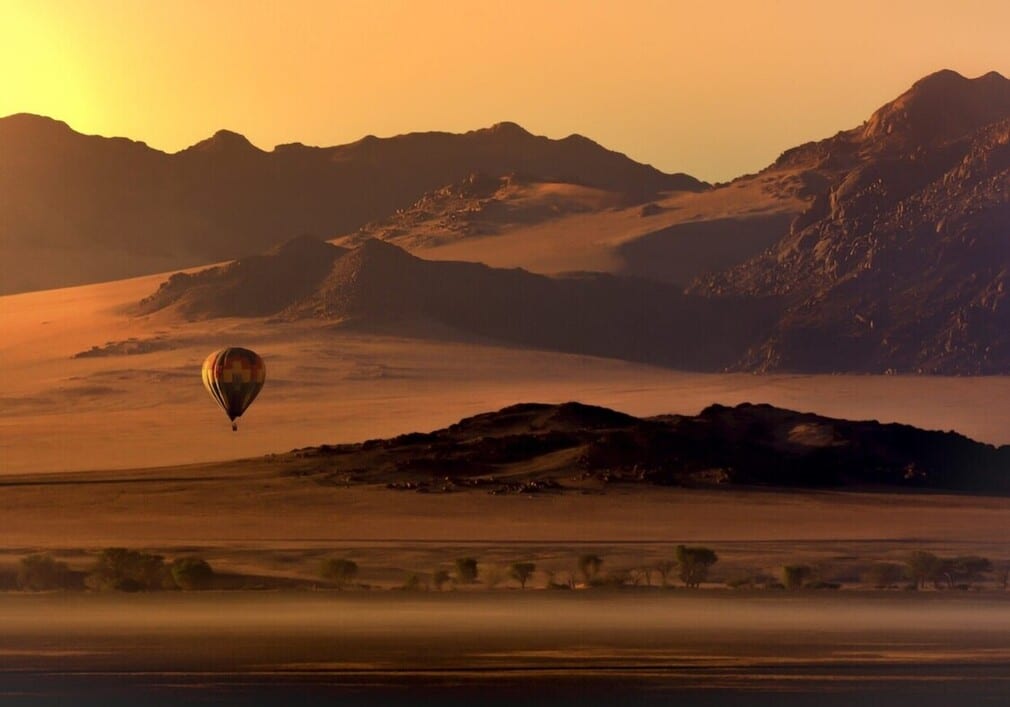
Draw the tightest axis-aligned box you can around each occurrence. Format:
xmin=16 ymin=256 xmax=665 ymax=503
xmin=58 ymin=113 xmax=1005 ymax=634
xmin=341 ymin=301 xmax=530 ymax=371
xmin=697 ymin=70 xmax=1010 ymax=373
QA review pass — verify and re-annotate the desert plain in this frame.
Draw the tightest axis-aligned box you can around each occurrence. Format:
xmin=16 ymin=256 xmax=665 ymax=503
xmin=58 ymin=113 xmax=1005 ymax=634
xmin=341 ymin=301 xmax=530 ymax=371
xmin=4 ymin=268 xmax=1010 ymax=705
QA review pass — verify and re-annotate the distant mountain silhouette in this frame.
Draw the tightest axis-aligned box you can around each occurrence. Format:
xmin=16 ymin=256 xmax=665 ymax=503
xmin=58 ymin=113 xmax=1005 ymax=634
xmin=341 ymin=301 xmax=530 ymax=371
xmin=696 ymin=70 xmax=1010 ymax=373
xmin=286 ymin=401 xmax=1010 ymax=495
xmin=0 ymin=116 xmax=704 ymax=294
xmin=140 ymin=236 xmax=777 ymax=370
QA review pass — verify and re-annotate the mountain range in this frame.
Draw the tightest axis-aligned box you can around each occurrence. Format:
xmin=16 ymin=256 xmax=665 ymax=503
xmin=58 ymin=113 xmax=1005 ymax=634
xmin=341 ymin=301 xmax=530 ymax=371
xmin=0 ymin=116 xmax=702 ymax=294
xmin=7 ymin=69 xmax=1010 ymax=374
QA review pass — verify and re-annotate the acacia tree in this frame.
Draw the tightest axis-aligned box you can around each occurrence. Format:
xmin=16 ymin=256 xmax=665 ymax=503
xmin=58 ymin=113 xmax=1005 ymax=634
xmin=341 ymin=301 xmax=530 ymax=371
xmin=906 ymin=551 xmax=942 ymax=590
xmin=509 ymin=562 xmax=536 ymax=589
xmin=676 ymin=546 xmax=718 ymax=588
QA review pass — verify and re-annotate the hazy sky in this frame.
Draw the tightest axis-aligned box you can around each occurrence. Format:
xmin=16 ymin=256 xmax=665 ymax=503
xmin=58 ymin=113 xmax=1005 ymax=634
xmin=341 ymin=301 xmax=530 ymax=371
xmin=3 ymin=0 xmax=1009 ymax=182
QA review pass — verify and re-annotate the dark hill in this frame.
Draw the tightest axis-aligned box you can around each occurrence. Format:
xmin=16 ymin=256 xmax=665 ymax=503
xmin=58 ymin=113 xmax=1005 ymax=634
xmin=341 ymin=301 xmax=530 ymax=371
xmin=0 ymin=115 xmax=705 ymax=294
xmin=282 ymin=401 xmax=1010 ymax=495
xmin=140 ymin=239 xmax=778 ymax=370
xmin=137 ymin=235 xmax=346 ymax=318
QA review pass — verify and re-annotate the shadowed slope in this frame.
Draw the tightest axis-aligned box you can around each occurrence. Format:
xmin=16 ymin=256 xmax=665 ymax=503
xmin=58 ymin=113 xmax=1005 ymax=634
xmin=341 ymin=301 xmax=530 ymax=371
xmin=141 ymin=239 xmax=779 ymax=370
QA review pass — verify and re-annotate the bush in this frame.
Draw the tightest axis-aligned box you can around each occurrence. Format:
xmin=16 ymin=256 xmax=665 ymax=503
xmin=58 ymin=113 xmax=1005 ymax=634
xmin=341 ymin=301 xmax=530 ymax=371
xmin=85 ymin=548 xmax=167 ymax=592
xmin=171 ymin=557 xmax=214 ymax=590
xmin=455 ymin=557 xmax=478 ymax=584
xmin=17 ymin=554 xmax=75 ymax=591
xmin=320 ymin=558 xmax=359 ymax=588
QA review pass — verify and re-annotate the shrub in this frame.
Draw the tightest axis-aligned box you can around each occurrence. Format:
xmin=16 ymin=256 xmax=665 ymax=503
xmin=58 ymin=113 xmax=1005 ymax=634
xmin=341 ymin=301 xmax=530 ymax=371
xmin=17 ymin=554 xmax=74 ymax=591
xmin=455 ymin=557 xmax=478 ymax=584
xmin=320 ymin=558 xmax=359 ymax=588
xmin=86 ymin=548 xmax=167 ymax=592
xmin=171 ymin=557 xmax=214 ymax=590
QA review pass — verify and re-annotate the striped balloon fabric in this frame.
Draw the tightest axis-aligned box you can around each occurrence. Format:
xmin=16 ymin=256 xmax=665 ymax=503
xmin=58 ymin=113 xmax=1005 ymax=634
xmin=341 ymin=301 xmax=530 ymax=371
xmin=201 ymin=348 xmax=266 ymax=431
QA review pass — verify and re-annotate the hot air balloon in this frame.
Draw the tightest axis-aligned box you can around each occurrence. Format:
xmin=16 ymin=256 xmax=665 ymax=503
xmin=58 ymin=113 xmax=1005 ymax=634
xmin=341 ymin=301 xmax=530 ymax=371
xmin=201 ymin=347 xmax=265 ymax=431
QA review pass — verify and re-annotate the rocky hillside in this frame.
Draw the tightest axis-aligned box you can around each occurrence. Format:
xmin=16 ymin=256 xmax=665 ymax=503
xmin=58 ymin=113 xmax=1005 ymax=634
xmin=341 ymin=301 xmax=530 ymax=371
xmin=281 ymin=401 xmax=1010 ymax=494
xmin=697 ymin=70 xmax=1010 ymax=374
xmin=139 ymin=236 xmax=777 ymax=370
xmin=339 ymin=171 xmax=626 ymax=250
xmin=0 ymin=116 xmax=704 ymax=294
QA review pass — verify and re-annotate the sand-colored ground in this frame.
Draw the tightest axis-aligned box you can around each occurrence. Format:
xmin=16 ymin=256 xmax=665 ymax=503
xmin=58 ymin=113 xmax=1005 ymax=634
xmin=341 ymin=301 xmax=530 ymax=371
xmin=6 ymin=270 xmax=1010 ymax=477
xmin=409 ymin=172 xmax=805 ymax=276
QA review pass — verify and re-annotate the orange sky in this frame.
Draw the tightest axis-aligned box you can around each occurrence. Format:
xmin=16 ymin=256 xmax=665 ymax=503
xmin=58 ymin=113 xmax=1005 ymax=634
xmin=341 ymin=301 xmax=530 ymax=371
xmin=3 ymin=0 xmax=1009 ymax=182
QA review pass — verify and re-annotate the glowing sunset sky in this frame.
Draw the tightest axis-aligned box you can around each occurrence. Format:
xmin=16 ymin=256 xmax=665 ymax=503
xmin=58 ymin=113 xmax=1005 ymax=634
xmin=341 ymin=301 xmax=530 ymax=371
xmin=3 ymin=0 xmax=1008 ymax=181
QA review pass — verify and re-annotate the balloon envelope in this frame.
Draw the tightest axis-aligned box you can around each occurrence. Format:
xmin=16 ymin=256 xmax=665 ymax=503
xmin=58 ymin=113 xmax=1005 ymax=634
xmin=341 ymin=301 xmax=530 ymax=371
xmin=201 ymin=348 xmax=266 ymax=426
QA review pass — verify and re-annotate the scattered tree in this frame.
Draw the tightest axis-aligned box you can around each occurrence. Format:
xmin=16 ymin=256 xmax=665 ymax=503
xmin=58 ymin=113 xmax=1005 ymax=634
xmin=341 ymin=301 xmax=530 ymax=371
xmin=171 ymin=557 xmax=214 ymax=590
xmin=509 ymin=562 xmax=536 ymax=589
xmin=320 ymin=558 xmax=359 ymax=589
xmin=578 ymin=554 xmax=603 ymax=584
xmin=676 ymin=546 xmax=718 ymax=588
xmin=906 ymin=551 xmax=942 ymax=590
xmin=455 ymin=557 xmax=479 ymax=585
